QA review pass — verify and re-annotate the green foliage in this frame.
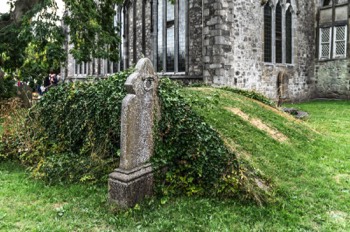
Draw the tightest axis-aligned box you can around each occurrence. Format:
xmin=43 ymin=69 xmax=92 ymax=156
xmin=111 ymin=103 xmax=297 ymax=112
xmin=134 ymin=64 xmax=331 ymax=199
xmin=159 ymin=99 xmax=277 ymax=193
xmin=0 ymin=99 xmax=28 ymax=162
xmin=0 ymin=0 xmax=121 ymax=81
xmin=0 ymin=0 xmax=65 ymax=81
xmin=1 ymin=72 xmax=271 ymax=203
xmin=0 ymin=76 xmax=16 ymax=99
xmin=11 ymin=70 xmax=131 ymax=183
xmin=64 ymin=0 xmax=122 ymax=62
xmin=153 ymin=78 xmax=241 ymax=198
xmin=221 ymin=87 xmax=275 ymax=107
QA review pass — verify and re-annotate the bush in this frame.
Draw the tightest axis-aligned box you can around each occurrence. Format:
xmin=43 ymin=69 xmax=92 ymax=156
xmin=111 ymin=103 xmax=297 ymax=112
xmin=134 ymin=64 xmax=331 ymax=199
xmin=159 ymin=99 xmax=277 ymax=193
xmin=2 ymin=70 xmax=131 ymax=184
xmin=0 ymin=76 xmax=16 ymax=100
xmin=1 ymin=74 xmax=269 ymax=203
xmin=0 ymin=99 xmax=28 ymax=161
xmin=153 ymin=78 xmax=241 ymax=197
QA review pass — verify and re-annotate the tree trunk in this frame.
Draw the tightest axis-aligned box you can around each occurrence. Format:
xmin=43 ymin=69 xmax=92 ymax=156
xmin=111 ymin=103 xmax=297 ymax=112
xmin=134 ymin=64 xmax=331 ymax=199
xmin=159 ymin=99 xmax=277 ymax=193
xmin=0 ymin=0 xmax=43 ymax=29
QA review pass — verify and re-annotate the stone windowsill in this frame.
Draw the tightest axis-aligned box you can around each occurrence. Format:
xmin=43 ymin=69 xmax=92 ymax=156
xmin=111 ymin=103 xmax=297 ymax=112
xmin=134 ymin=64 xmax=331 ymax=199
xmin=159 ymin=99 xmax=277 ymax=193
xmin=263 ymin=62 xmax=295 ymax=68
xmin=317 ymin=57 xmax=348 ymax=63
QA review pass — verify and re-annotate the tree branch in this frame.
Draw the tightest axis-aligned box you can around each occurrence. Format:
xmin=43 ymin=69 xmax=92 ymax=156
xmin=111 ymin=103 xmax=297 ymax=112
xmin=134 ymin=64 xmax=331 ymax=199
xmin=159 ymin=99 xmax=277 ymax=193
xmin=0 ymin=0 xmax=43 ymax=30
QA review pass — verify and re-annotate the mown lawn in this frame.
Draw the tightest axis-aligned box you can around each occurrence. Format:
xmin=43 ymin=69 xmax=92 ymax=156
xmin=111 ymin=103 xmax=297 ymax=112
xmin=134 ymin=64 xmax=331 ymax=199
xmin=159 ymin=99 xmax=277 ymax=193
xmin=0 ymin=93 xmax=349 ymax=231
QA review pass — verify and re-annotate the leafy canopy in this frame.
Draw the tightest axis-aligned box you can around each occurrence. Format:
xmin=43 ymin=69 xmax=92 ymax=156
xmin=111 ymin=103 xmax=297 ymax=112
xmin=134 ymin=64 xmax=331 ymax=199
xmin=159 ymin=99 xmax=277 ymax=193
xmin=0 ymin=0 xmax=122 ymax=80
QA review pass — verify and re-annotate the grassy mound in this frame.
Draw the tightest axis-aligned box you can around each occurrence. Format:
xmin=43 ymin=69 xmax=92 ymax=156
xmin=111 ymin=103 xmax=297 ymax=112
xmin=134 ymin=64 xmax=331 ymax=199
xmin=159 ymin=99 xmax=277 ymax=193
xmin=179 ymin=87 xmax=318 ymax=201
xmin=1 ymin=87 xmax=350 ymax=230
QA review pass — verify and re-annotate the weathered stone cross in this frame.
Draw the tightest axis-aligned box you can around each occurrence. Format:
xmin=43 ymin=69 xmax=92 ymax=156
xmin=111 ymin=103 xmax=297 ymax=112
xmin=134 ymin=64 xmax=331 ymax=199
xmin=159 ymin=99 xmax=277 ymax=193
xmin=108 ymin=58 xmax=159 ymax=208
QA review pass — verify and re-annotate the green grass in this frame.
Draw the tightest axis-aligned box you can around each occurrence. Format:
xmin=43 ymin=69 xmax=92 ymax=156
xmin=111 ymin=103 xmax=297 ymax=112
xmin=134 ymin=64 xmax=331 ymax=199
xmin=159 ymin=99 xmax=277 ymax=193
xmin=1 ymin=90 xmax=350 ymax=231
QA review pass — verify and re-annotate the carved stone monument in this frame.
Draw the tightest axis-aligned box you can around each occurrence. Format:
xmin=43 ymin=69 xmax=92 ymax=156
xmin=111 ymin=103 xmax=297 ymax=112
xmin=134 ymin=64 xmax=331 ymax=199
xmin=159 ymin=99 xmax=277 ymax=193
xmin=108 ymin=58 xmax=159 ymax=208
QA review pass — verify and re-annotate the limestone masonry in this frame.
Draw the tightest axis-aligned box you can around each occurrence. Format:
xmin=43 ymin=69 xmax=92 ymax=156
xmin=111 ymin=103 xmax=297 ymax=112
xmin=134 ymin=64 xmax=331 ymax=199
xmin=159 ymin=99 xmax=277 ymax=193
xmin=62 ymin=0 xmax=350 ymax=102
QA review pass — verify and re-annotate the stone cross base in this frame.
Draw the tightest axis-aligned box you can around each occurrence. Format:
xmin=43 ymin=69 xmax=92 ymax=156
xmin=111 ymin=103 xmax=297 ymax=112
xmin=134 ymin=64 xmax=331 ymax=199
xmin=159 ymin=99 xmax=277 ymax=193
xmin=108 ymin=163 xmax=153 ymax=208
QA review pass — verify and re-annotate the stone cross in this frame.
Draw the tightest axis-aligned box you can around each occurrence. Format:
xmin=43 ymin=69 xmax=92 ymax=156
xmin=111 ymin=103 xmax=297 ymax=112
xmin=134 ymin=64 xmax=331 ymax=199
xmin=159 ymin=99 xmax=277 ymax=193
xmin=108 ymin=58 xmax=159 ymax=208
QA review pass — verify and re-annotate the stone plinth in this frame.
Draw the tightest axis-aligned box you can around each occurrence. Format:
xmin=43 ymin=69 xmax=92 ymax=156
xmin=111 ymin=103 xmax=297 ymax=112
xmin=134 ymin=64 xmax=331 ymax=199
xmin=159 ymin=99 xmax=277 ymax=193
xmin=108 ymin=58 xmax=159 ymax=208
xmin=109 ymin=164 xmax=153 ymax=208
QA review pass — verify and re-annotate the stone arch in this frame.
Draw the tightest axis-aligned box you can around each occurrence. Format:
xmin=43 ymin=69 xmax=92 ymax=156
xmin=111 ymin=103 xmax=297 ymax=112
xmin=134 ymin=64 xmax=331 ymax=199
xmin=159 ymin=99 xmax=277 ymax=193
xmin=277 ymin=71 xmax=289 ymax=106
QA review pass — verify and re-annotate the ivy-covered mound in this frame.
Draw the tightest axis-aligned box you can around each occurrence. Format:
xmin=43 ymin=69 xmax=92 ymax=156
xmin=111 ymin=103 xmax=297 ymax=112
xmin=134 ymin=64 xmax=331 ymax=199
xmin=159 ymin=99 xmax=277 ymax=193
xmin=1 ymin=74 xmax=269 ymax=202
xmin=153 ymin=79 xmax=241 ymax=198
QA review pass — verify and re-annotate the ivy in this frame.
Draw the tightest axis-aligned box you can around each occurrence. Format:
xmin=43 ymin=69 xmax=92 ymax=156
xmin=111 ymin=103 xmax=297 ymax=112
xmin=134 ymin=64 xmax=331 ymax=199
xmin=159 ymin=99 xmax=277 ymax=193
xmin=153 ymin=78 xmax=241 ymax=197
xmin=16 ymin=70 xmax=132 ymax=183
xmin=1 ymin=74 xmax=270 ymax=203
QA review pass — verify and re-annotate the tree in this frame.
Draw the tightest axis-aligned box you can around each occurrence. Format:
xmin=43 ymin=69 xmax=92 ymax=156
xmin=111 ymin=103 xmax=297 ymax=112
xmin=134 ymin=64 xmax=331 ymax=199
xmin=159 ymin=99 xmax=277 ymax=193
xmin=0 ymin=0 xmax=121 ymax=81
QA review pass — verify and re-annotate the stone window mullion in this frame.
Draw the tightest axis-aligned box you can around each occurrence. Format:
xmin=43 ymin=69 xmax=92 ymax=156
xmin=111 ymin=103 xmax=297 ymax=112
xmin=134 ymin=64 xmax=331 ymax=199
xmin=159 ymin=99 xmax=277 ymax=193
xmin=330 ymin=0 xmax=335 ymax=59
xmin=272 ymin=5 xmax=276 ymax=63
xmin=162 ymin=0 xmax=167 ymax=72
xmin=174 ymin=0 xmax=179 ymax=73
xmin=153 ymin=0 xmax=158 ymax=69
xmin=116 ymin=6 xmax=124 ymax=72
xmin=124 ymin=5 xmax=130 ymax=69
xmin=282 ymin=4 xmax=286 ymax=64
xmin=142 ymin=0 xmax=146 ymax=55
xmin=285 ymin=4 xmax=293 ymax=64
xmin=133 ymin=0 xmax=137 ymax=64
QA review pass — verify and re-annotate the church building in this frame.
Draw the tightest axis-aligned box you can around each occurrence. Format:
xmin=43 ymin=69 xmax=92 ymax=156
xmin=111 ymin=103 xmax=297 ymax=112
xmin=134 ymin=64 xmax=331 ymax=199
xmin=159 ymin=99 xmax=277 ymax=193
xmin=62 ymin=0 xmax=350 ymax=102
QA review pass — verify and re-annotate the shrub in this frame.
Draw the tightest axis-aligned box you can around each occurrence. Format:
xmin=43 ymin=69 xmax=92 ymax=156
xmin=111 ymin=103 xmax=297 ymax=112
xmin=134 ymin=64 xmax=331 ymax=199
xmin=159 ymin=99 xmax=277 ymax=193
xmin=0 ymin=99 xmax=28 ymax=161
xmin=4 ymin=70 xmax=131 ymax=184
xmin=0 ymin=76 xmax=16 ymax=100
xmin=1 ymin=74 xmax=270 ymax=203
xmin=153 ymin=78 xmax=241 ymax=197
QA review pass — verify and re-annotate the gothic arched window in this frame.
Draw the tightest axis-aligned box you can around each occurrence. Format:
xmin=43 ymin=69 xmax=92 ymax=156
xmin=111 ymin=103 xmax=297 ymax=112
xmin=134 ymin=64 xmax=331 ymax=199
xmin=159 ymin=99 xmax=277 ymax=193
xmin=263 ymin=0 xmax=295 ymax=64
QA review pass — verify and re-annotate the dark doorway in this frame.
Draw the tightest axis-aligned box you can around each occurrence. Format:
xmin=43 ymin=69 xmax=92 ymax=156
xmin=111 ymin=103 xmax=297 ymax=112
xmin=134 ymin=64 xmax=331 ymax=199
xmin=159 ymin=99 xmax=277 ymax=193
xmin=277 ymin=72 xmax=289 ymax=106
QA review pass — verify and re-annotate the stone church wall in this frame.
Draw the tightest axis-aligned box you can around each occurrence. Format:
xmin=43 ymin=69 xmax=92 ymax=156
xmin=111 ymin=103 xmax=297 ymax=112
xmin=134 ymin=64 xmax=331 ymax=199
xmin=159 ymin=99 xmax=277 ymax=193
xmin=314 ymin=1 xmax=350 ymax=99
xmin=62 ymin=0 xmax=350 ymax=102
xmin=203 ymin=0 xmax=317 ymax=102
xmin=315 ymin=60 xmax=350 ymax=98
